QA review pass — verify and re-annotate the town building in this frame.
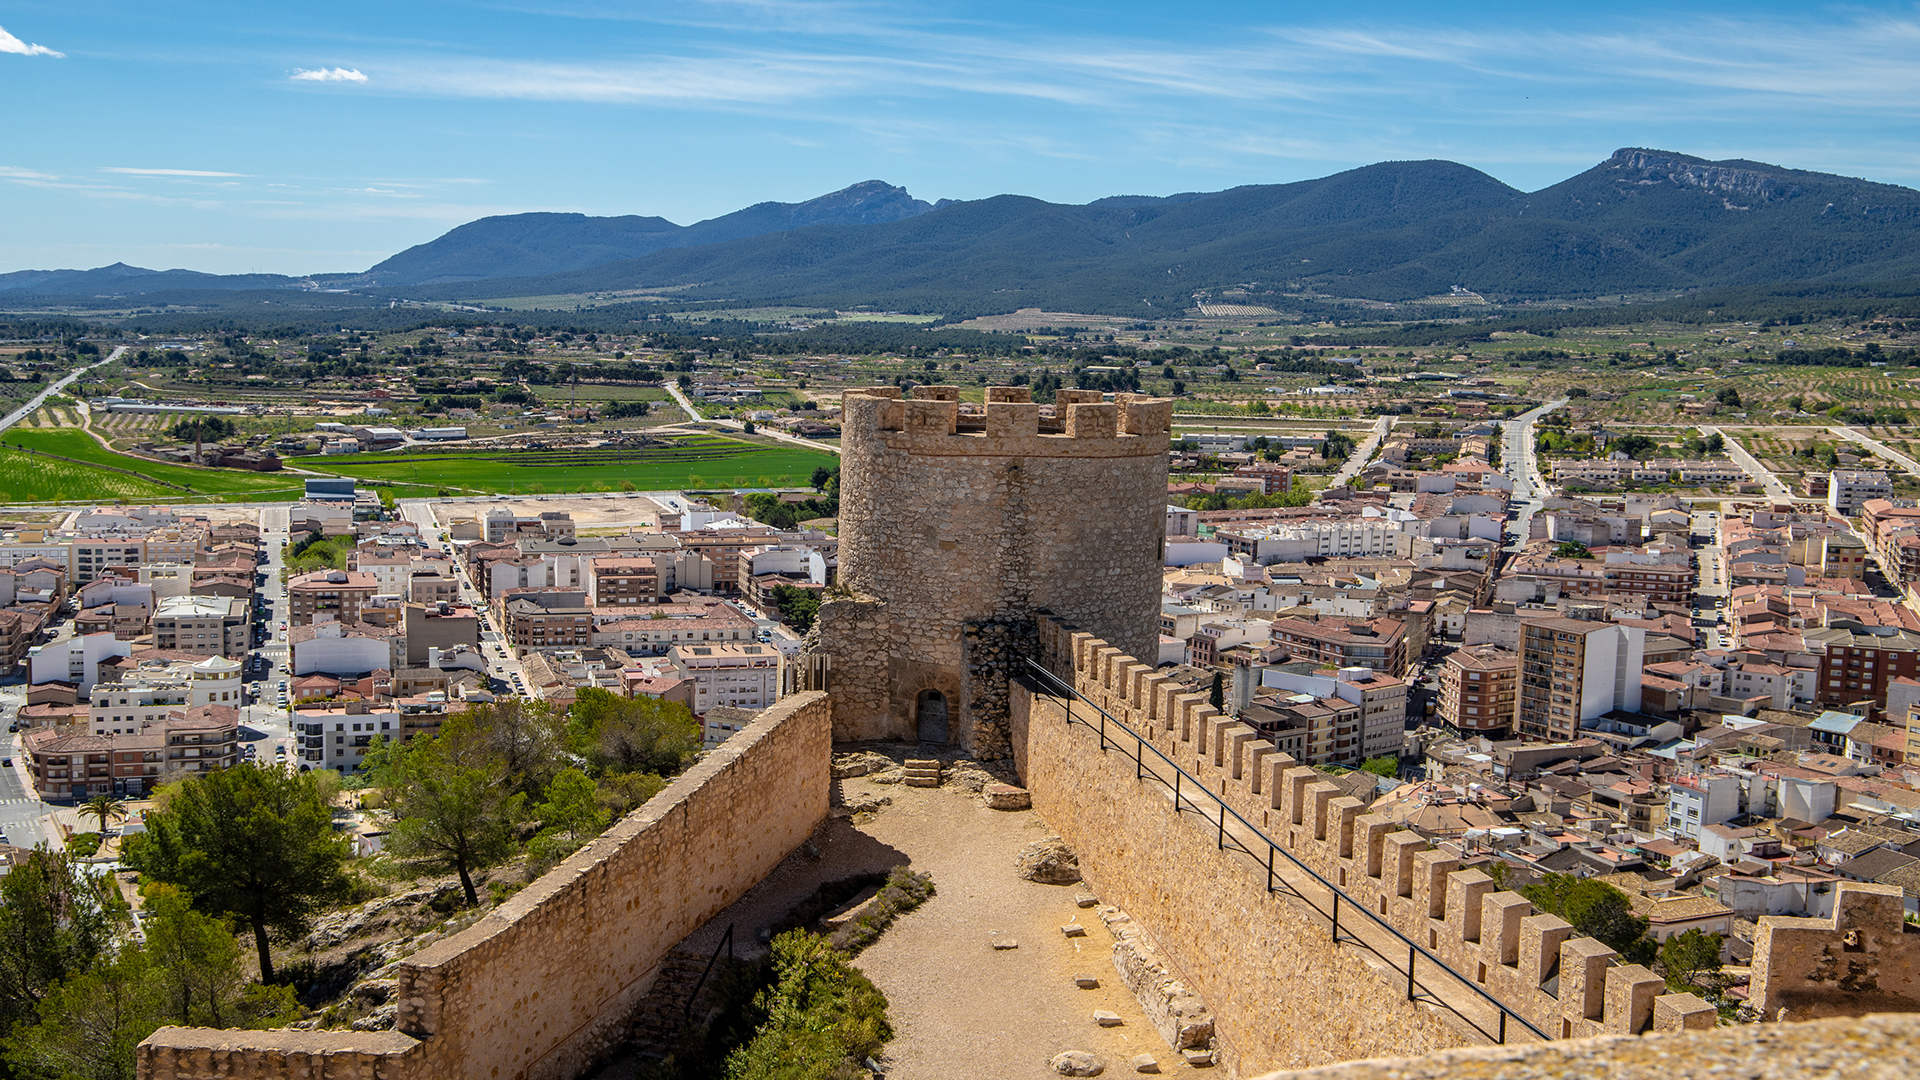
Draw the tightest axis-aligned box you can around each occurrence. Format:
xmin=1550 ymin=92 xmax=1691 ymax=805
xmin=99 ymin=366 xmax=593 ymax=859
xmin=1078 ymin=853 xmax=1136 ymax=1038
xmin=667 ymin=642 xmax=781 ymax=712
xmin=1436 ymin=644 xmax=1518 ymax=737
xmin=1828 ymin=470 xmax=1892 ymax=516
xmin=1516 ymin=616 xmax=1645 ymax=742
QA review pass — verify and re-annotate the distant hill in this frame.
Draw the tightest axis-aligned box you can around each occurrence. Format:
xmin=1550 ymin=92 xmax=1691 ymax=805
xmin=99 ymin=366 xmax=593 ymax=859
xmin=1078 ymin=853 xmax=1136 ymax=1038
xmin=8 ymin=150 xmax=1920 ymax=317
xmin=0 ymin=263 xmax=301 ymax=295
xmin=400 ymin=149 xmax=1920 ymax=315
xmin=358 ymin=180 xmax=940 ymax=285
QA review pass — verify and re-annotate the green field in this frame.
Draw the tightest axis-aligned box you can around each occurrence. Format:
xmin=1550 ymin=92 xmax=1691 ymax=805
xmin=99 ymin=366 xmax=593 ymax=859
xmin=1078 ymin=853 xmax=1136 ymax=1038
xmin=295 ymin=435 xmax=838 ymax=493
xmin=0 ymin=428 xmax=306 ymax=503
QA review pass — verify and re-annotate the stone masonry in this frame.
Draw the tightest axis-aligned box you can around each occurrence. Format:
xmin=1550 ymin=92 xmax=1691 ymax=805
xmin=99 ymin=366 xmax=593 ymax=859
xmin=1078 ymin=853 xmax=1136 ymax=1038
xmin=812 ymin=384 xmax=1171 ymax=756
xmin=138 ymin=692 xmax=833 ymax=1080
xmin=1009 ymin=616 xmax=1920 ymax=1076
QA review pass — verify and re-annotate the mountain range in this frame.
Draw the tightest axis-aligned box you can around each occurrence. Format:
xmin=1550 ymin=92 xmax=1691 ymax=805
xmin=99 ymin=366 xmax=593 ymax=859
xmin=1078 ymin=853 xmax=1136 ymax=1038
xmin=8 ymin=149 xmax=1920 ymax=318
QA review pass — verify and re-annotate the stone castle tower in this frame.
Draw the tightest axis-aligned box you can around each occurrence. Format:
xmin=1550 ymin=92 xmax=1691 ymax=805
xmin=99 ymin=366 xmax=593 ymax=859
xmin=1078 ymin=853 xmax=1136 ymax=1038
xmin=803 ymin=384 xmax=1171 ymax=757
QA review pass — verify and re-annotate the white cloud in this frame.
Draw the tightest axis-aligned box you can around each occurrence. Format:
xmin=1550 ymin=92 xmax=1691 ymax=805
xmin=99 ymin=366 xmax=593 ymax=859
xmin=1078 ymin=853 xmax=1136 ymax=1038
xmin=292 ymin=67 xmax=369 ymax=83
xmin=0 ymin=25 xmax=62 ymax=58
xmin=101 ymin=167 xmax=249 ymax=177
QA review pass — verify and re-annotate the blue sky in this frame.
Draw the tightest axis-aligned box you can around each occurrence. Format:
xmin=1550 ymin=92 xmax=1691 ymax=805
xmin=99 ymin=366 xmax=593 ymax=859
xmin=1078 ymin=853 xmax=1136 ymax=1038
xmin=4 ymin=1 xmax=1919 ymax=275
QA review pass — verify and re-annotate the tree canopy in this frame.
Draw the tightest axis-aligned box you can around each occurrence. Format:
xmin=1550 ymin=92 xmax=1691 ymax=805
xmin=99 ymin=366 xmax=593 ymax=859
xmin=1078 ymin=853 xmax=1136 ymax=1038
xmin=122 ymin=764 xmax=351 ymax=983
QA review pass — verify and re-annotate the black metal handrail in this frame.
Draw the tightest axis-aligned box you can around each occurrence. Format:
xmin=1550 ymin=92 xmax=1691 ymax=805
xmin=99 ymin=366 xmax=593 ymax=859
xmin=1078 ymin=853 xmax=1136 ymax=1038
xmin=684 ymin=923 xmax=734 ymax=1024
xmin=1024 ymin=659 xmax=1549 ymax=1046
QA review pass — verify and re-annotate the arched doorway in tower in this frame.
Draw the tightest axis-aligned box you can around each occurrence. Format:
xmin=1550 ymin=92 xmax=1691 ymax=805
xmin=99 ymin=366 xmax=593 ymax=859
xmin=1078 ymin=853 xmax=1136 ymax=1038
xmin=916 ymin=689 xmax=949 ymax=744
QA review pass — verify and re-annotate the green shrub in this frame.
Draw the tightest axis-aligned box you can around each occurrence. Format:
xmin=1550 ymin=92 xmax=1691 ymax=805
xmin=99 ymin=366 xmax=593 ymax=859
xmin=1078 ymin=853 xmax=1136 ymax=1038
xmin=65 ymin=832 xmax=103 ymax=858
xmin=723 ymin=931 xmax=890 ymax=1080
xmin=833 ymin=867 xmax=935 ymax=955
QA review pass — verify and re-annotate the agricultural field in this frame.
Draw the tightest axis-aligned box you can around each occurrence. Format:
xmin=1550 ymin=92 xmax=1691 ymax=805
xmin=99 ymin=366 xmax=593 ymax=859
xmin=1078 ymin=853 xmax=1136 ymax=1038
xmin=0 ymin=428 xmax=304 ymax=503
xmin=295 ymin=434 xmax=838 ymax=494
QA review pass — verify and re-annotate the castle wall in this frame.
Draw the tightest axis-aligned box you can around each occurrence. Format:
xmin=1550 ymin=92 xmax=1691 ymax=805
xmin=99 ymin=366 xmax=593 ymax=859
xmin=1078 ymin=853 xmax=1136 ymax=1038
xmin=139 ymin=691 xmax=834 ymax=1080
xmin=825 ymin=386 xmax=1169 ymax=755
xmin=1012 ymin=616 xmax=1920 ymax=1076
xmin=1245 ymin=1013 xmax=1920 ymax=1080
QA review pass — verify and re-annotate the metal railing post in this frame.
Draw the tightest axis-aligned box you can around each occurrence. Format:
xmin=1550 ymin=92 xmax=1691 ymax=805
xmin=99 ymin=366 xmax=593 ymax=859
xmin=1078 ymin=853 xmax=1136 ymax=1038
xmin=1498 ymin=1010 xmax=1507 ymax=1045
xmin=1331 ymin=893 xmax=1339 ymax=942
xmin=1218 ymin=797 xmax=1226 ymax=850
xmin=1407 ymin=943 xmax=1416 ymax=1001
xmin=1265 ymin=844 xmax=1274 ymax=894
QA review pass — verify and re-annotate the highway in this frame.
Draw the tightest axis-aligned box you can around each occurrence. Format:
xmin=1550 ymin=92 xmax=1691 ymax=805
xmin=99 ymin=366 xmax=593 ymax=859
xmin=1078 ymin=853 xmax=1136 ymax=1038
xmin=0 ymin=347 xmax=125 ymax=434
xmin=1502 ymin=398 xmax=1568 ymax=552
xmin=1700 ymin=427 xmax=1792 ymax=500
xmin=1330 ymin=414 xmax=1396 ymax=488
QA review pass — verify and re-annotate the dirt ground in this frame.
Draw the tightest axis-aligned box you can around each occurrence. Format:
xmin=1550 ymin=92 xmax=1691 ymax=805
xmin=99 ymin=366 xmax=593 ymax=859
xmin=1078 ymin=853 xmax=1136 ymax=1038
xmin=593 ymin=748 xmax=1192 ymax=1079
xmin=427 ymin=494 xmax=664 ymax=530
xmin=848 ymin=779 xmax=1186 ymax=1079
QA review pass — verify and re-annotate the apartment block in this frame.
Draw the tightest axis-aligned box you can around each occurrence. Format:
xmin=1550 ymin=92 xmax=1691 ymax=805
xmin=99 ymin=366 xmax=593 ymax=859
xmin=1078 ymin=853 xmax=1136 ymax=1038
xmin=1437 ymin=643 xmax=1518 ymax=737
xmin=1828 ymin=470 xmax=1892 ymax=516
xmin=150 ymin=595 xmax=250 ymax=657
xmin=288 ymin=569 xmax=379 ymax=626
xmin=667 ymin=642 xmax=781 ymax=712
xmin=1806 ymin=623 xmax=1920 ymax=719
xmin=1516 ymin=616 xmax=1645 ymax=742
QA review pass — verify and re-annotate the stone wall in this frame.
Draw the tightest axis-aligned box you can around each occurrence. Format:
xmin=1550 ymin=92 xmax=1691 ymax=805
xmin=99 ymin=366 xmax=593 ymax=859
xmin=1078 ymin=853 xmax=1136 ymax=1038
xmin=1013 ymin=616 xmax=1920 ymax=1076
xmin=138 ymin=691 xmax=834 ymax=1080
xmin=816 ymin=385 xmax=1169 ymax=755
xmin=1245 ymin=1013 xmax=1920 ymax=1080
xmin=1749 ymin=882 xmax=1920 ymax=1019
xmin=1012 ymin=672 xmax=1473 ymax=1077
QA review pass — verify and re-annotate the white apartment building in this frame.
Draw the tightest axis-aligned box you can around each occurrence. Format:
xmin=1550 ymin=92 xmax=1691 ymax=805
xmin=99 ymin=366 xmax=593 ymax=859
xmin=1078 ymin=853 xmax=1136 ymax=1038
xmin=1663 ymin=772 xmax=1745 ymax=842
xmin=28 ymin=632 xmax=133 ymax=694
xmin=668 ymin=642 xmax=782 ymax=712
xmin=1830 ymin=470 xmax=1893 ymax=516
xmin=87 ymin=655 xmax=246 ymax=735
xmin=1214 ymin=514 xmax=1417 ymax=564
xmin=89 ymin=679 xmax=189 ymax=736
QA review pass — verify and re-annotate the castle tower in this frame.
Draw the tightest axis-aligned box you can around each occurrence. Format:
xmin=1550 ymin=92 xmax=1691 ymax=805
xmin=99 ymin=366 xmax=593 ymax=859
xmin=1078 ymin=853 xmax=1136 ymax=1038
xmin=809 ymin=385 xmax=1171 ymax=757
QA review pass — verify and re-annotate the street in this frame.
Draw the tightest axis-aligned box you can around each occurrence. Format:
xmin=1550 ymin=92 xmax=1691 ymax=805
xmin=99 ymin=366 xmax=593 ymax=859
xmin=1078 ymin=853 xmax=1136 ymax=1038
xmin=1502 ymin=398 xmax=1568 ymax=553
xmin=1330 ymin=414 xmax=1396 ymax=488
xmin=0 ymin=347 xmax=125 ymax=434
xmin=238 ymin=503 xmax=296 ymax=766
xmin=1699 ymin=427 xmax=1792 ymax=500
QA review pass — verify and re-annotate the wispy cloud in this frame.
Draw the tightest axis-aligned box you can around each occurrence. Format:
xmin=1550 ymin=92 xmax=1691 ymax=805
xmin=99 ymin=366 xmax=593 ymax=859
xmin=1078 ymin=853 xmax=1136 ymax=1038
xmin=292 ymin=67 xmax=369 ymax=83
xmin=0 ymin=24 xmax=62 ymax=58
xmin=102 ymin=167 xmax=250 ymax=177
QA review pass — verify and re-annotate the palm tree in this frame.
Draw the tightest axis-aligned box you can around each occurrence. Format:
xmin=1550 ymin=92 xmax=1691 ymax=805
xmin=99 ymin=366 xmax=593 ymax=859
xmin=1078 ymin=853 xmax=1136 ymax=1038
xmin=80 ymin=794 xmax=128 ymax=835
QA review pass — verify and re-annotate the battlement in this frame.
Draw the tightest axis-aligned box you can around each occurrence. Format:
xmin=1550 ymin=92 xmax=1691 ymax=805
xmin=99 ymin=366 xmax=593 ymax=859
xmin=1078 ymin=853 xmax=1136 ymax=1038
xmin=841 ymin=386 xmax=1171 ymax=458
xmin=1025 ymin=614 xmax=1920 ymax=1050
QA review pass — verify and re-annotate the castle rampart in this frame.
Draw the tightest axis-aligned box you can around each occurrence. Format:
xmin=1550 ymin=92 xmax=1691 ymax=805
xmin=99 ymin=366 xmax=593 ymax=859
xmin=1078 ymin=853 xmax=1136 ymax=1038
xmin=816 ymin=385 xmax=1170 ymax=755
xmin=1010 ymin=615 xmax=1920 ymax=1075
xmin=138 ymin=691 xmax=833 ymax=1080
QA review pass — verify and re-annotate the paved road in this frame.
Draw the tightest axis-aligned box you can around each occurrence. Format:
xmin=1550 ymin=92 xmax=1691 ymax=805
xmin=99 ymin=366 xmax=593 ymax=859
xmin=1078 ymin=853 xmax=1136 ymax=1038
xmin=663 ymin=380 xmax=841 ymax=456
xmin=1502 ymin=399 xmax=1568 ymax=552
xmin=1701 ymin=427 xmax=1793 ymax=500
xmin=1330 ymin=414 xmax=1396 ymax=487
xmin=0 ymin=347 xmax=125 ymax=434
xmin=396 ymin=499 xmax=536 ymax=695
xmin=1830 ymin=426 xmax=1920 ymax=476
xmin=239 ymin=504 xmax=298 ymax=769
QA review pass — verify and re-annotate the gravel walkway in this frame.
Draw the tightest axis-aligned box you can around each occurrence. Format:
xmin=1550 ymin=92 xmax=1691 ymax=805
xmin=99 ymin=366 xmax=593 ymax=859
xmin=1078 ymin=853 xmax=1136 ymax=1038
xmin=850 ymin=778 xmax=1184 ymax=1079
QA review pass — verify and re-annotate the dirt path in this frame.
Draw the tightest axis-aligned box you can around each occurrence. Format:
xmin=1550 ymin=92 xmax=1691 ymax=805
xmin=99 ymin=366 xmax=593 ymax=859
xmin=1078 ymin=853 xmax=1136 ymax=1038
xmin=849 ymin=780 xmax=1181 ymax=1079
